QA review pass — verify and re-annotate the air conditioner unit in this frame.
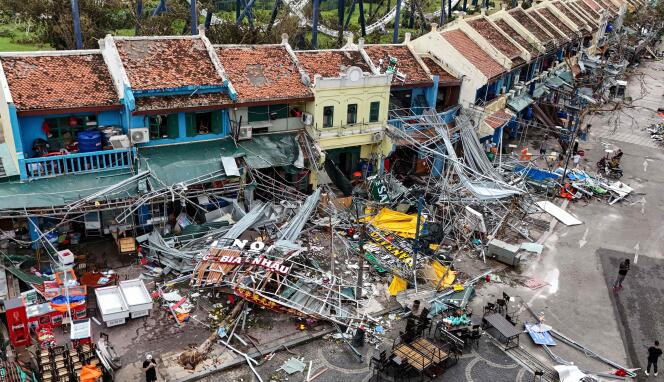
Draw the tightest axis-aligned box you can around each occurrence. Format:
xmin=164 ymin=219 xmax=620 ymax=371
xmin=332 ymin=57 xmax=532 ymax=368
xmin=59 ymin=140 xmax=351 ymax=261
xmin=301 ymin=112 xmax=314 ymax=126
xmin=238 ymin=126 xmax=252 ymax=141
xmin=130 ymin=128 xmax=150 ymax=144
xmin=109 ymin=135 xmax=131 ymax=149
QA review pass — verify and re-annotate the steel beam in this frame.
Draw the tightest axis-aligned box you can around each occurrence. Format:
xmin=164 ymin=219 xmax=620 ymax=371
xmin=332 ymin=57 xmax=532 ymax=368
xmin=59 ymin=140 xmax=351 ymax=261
xmin=191 ymin=0 xmax=198 ymax=34
xmin=70 ymin=0 xmax=83 ymax=49
xmin=312 ymin=0 xmax=321 ymax=48
xmin=392 ymin=0 xmax=402 ymax=43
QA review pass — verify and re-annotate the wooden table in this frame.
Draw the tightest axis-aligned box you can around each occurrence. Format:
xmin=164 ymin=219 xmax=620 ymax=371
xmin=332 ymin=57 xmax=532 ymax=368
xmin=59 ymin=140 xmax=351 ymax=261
xmin=409 ymin=338 xmax=448 ymax=364
xmin=393 ymin=343 xmax=432 ymax=371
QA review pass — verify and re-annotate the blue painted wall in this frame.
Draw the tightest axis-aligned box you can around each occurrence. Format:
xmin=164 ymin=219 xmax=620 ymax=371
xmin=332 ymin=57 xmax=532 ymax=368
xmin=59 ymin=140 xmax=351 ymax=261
xmin=18 ymin=110 xmax=124 ymax=157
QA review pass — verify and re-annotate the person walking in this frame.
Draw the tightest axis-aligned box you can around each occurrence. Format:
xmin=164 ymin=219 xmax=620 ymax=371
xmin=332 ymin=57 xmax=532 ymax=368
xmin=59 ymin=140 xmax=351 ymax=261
xmin=613 ymin=259 xmax=630 ymax=290
xmin=646 ymin=341 xmax=663 ymax=376
xmin=143 ymin=354 xmax=158 ymax=382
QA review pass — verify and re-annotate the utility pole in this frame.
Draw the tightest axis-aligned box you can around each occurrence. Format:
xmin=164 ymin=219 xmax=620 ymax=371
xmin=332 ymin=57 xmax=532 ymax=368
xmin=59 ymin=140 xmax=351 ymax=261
xmin=393 ymin=0 xmax=402 ymax=43
xmin=136 ymin=0 xmax=143 ymax=35
xmin=354 ymin=198 xmax=364 ymax=300
xmin=412 ymin=196 xmax=424 ymax=293
xmin=191 ymin=0 xmax=198 ymax=35
xmin=70 ymin=0 xmax=83 ymax=49
xmin=312 ymin=0 xmax=321 ymax=48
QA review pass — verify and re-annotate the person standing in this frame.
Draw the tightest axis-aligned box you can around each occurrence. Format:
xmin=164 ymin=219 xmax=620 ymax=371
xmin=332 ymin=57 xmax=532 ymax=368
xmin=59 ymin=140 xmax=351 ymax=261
xmin=573 ymin=153 xmax=581 ymax=169
xmin=613 ymin=259 xmax=630 ymax=290
xmin=646 ymin=341 xmax=663 ymax=376
xmin=143 ymin=354 xmax=157 ymax=382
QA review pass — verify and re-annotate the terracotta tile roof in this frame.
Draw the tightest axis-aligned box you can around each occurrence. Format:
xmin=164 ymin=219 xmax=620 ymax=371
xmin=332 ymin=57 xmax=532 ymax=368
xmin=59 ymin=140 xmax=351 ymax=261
xmin=567 ymin=1 xmax=600 ymax=27
xmin=419 ymin=56 xmax=460 ymax=84
xmin=553 ymin=2 xmax=594 ymax=32
xmin=485 ymin=109 xmax=512 ymax=129
xmin=576 ymin=1 xmax=602 ymax=20
xmin=1 ymin=53 xmax=120 ymax=112
xmin=295 ymin=50 xmax=371 ymax=78
xmin=115 ymin=37 xmax=223 ymax=91
xmin=134 ymin=93 xmax=232 ymax=113
xmin=494 ymin=19 xmax=541 ymax=57
xmin=509 ymin=9 xmax=556 ymax=50
xmin=527 ymin=9 xmax=570 ymax=42
xmin=441 ymin=30 xmax=505 ymax=79
xmin=214 ymin=45 xmax=312 ymax=104
xmin=597 ymin=0 xmax=619 ymax=15
xmin=467 ymin=18 xmax=524 ymax=65
xmin=583 ymin=0 xmax=603 ymax=11
xmin=535 ymin=8 xmax=577 ymax=40
xmin=364 ymin=45 xmax=432 ymax=87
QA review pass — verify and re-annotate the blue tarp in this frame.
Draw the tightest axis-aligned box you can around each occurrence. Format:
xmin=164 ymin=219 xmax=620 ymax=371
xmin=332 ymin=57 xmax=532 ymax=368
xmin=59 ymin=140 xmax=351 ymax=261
xmin=514 ymin=166 xmax=561 ymax=181
xmin=525 ymin=322 xmax=556 ymax=346
xmin=51 ymin=295 xmax=86 ymax=304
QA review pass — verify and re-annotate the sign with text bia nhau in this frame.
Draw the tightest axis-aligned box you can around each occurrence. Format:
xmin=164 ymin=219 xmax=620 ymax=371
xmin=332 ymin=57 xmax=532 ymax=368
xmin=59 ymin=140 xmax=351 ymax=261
xmin=204 ymin=239 xmax=291 ymax=275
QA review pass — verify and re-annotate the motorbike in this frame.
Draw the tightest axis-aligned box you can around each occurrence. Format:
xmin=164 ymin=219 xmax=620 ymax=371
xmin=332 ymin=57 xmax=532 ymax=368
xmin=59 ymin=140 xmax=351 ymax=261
xmin=597 ymin=157 xmax=623 ymax=179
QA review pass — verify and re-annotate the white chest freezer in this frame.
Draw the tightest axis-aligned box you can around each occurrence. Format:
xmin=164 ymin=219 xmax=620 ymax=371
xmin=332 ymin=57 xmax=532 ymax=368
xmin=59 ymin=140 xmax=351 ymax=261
xmin=118 ymin=279 xmax=153 ymax=318
xmin=95 ymin=286 xmax=129 ymax=327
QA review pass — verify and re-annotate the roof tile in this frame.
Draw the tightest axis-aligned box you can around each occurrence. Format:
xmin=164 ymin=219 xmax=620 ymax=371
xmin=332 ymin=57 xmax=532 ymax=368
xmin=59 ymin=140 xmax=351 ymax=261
xmin=509 ymin=9 xmax=556 ymax=50
xmin=295 ymin=50 xmax=371 ymax=78
xmin=215 ymin=45 xmax=312 ymax=104
xmin=134 ymin=93 xmax=232 ymax=113
xmin=1 ymin=53 xmax=119 ymax=112
xmin=441 ymin=29 xmax=505 ymax=79
xmin=553 ymin=2 xmax=595 ymax=32
xmin=419 ymin=57 xmax=460 ymax=84
xmin=364 ymin=45 xmax=432 ymax=86
xmin=527 ymin=9 xmax=569 ymax=42
xmin=485 ymin=109 xmax=512 ymax=129
xmin=493 ymin=19 xmax=541 ymax=57
xmin=115 ymin=37 xmax=223 ymax=91
xmin=535 ymin=8 xmax=576 ymax=40
xmin=567 ymin=1 xmax=600 ymax=27
xmin=467 ymin=18 xmax=523 ymax=65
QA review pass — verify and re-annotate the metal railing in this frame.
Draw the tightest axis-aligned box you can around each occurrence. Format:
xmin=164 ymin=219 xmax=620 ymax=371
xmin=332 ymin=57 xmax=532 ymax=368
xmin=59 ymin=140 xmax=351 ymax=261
xmin=388 ymin=105 xmax=460 ymax=129
xmin=23 ymin=148 xmax=134 ymax=180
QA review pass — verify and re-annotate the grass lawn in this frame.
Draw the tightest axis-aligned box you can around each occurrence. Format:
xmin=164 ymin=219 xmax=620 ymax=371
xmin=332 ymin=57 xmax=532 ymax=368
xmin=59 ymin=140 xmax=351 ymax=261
xmin=0 ymin=24 xmax=51 ymax=52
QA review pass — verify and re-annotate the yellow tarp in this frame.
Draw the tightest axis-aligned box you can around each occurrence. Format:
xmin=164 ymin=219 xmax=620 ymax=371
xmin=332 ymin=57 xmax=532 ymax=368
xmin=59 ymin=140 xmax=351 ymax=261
xmin=388 ymin=275 xmax=408 ymax=296
xmin=431 ymin=260 xmax=456 ymax=289
xmin=363 ymin=208 xmax=422 ymax=239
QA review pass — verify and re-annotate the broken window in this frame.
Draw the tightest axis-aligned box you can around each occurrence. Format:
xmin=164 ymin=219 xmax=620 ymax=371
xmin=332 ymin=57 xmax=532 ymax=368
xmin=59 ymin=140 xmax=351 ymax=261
xmin=148 ymin=114 xmax=178 ymax=139
xmin=347 ymin=104 xmax=358 ymax=125
xmin=369 ymin=101 xmax=380 ymax=123
xmin=248 ymin=104 xmax=289 ymax=122
xmin=323 ymin=106 xmax=334 ymax=128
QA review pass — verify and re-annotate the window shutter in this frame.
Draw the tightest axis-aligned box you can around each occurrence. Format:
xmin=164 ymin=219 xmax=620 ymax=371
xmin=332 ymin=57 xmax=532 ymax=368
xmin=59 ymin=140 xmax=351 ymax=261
xmin=185 ymin=113 xmax=197 ymax=137
xmin=167 ymin=115 xmax=179 ymax=138
xmin=211 ymin=110 xmax=223 ymax=134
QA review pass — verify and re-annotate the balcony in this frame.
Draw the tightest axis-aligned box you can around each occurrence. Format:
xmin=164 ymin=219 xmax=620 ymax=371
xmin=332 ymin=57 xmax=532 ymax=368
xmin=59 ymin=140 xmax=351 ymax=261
xmin=22 ymin=148 xmax=134 ymax=180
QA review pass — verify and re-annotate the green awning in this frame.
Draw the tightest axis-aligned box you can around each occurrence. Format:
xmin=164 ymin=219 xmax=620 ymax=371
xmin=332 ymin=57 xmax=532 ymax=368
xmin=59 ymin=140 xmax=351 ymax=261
xmin=557 ymin=71 xmax=573 ymax=85
xmin=532 ymin=83 xmax=547 ymax=98
xmin=0 ymin=169 xmax=136 ymax=210
xmin=138 ymin=134 xmax=304 ymax=185
xmin=545 ymin=75 xmax=566 ymax=88
xmin=507 ymin=93 xmax=534 ymax=113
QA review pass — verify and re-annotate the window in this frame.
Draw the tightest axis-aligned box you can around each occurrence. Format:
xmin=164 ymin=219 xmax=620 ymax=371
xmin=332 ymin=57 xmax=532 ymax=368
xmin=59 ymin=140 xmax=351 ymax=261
xmin=347 ymin=104 xmax=357 ymax=125
xmin=248 ymin=104 xmax=289 ymax=123
xmin=148 ymin=114 xmax=178 ymax=139
xmin=323 ymin=106 xmax=334 ymax=128
xmin=369 ymin=101 xmax=380 ymax=123
xmin=43 ymin=115 xmax=97 ymax=152
xmin=185 ymin=111 xmax=223 ymax=137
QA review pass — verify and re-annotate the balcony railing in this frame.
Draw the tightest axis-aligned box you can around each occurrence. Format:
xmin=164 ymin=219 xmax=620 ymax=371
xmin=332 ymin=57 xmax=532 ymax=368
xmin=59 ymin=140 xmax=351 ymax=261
xmin=22 ymin=148 xmax=134 ymax=180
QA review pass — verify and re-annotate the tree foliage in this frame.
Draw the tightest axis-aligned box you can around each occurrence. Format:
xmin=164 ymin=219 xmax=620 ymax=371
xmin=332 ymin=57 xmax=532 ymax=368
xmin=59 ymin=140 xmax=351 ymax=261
xmin=0 ymin=0 xmax=131 ymax=49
